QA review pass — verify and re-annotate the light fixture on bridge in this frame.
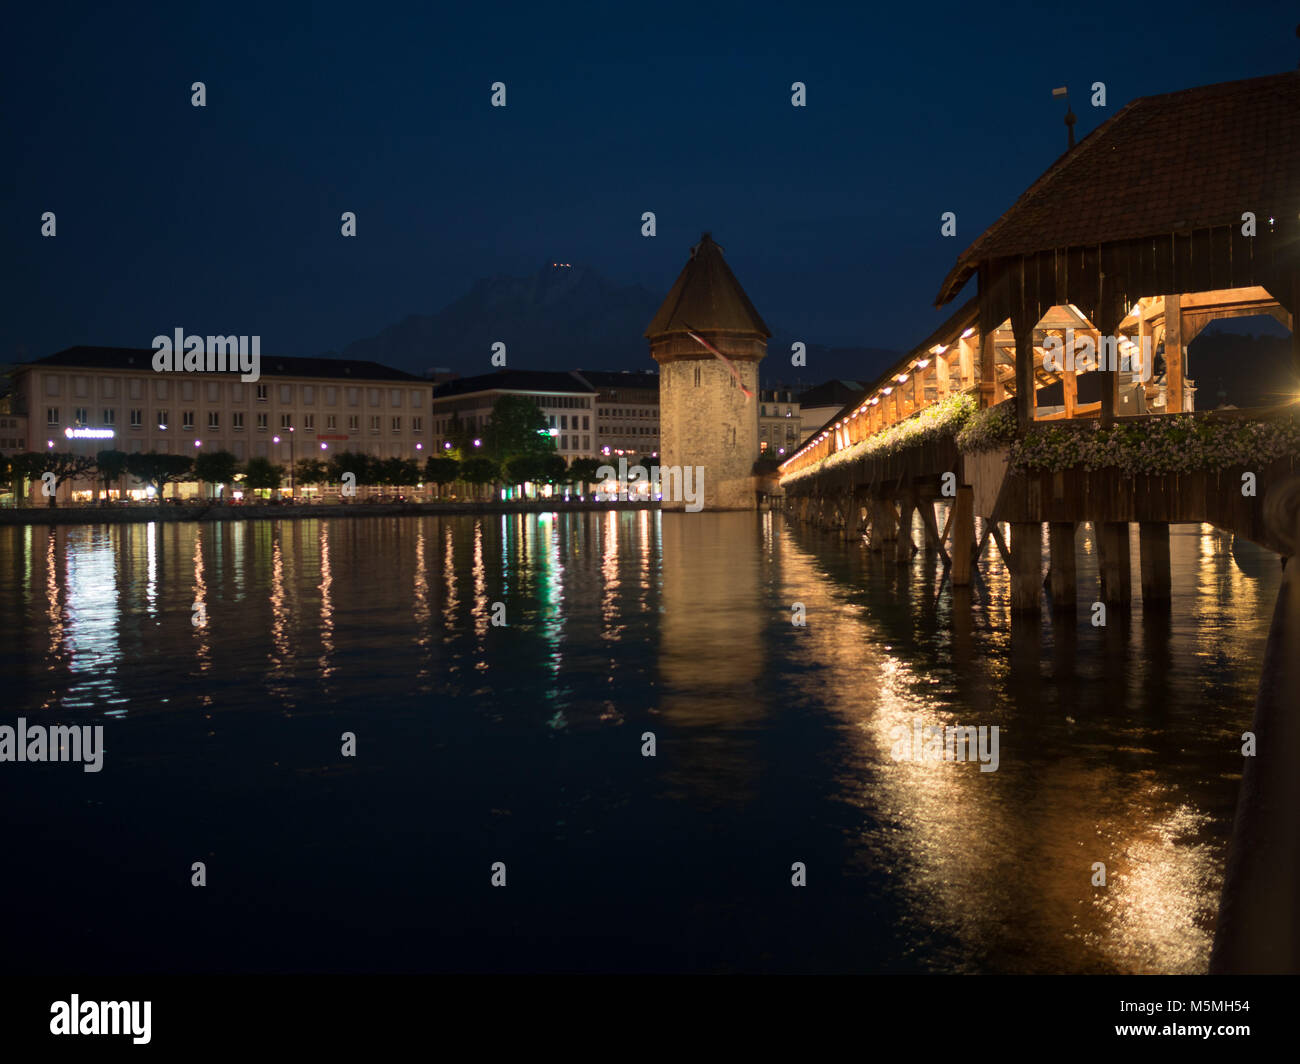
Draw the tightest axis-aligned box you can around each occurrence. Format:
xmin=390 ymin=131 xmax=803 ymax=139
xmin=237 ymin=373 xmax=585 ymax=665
xmin=916 ymin=358 xmax=931 ymax=369
xmin=882 ymin=386 xmax=893 ymax=394
xmin=961 ymin=327 xmax=975 ymax=338
xmin=931 ymin=344 xmax=947 ymax=355
xmin=896 ymin=374 xmax=908 ymax=383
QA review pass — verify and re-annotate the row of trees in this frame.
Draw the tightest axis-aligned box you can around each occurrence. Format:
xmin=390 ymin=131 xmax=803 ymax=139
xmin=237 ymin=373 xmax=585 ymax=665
xmin=0 ymin=449 xmax=281 ymax=507
xmin=1 ymin=447 xmax=617 ymax=507
xmin=2 ymin=397 xmax=631 ymax=507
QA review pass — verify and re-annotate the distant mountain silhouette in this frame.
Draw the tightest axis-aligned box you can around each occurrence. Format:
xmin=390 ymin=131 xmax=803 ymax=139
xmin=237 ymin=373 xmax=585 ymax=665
xmin=328 ymin=263 xmax=901 ymax=382
xmin=1188 ymin=327 xmax=1298 ymax=409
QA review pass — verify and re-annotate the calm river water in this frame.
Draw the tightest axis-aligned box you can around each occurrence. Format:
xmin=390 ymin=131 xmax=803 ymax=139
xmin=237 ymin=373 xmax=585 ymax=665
xmin=0 ymin=511 xmax=1279 ymax=973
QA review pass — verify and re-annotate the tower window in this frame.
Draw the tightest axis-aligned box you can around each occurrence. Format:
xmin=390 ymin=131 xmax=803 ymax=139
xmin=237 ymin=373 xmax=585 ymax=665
xmin=693 ymin=366 xmax=701 ymax=387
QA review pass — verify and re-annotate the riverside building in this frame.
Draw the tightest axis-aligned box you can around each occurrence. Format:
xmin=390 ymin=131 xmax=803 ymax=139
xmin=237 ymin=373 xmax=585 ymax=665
xmin=7 ymin=347 xmax=429 ymax=503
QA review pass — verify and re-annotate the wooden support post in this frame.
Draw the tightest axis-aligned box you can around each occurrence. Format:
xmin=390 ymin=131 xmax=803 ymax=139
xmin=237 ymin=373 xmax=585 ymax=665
xmin=1164 ymin=295 xmax=1184 ymax=414
xmin=1063 ymin=341 xmax=1077 ymax=419
xmin=1139 ymin=522 xmax=1171 ymax=603
xmin=935 ymin=353 xmax=950 ymax=400
xmin=1097 ymin=521 xmax=1132 ymax=605
xmin=1048 ymin=522 xmax=1077 ymax=610
xmin=959 ymin=335 xmax=976 ymax=393
xmin=989 ymin=522 xmax=1012 ymax=567
xmin=1014 ymin=321 xmax=1035 ymax=428
xmin=979 ymin=330 xmax=997 ymax=408
xmin=1010 ymin=522 xmax=1042 ymax=613
xmin=951 ymin=486 xmax=974 ymax=586
xmin=1138 ymin=311 xmax=1154 ymax=404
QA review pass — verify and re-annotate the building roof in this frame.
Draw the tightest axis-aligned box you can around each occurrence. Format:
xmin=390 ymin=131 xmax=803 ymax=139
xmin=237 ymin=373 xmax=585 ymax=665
xmin=432 ymin=369 xmax=596 ymax=399
xmin=22 ymin=346 xmax=425 ymax=382
xmin=936 ymin=70 xmax=1300 ymax=305
xmin=796 ymin=379 xmax=869 ymax=409
xmin=571 ymin=369 xmax=660 ymax=391
xmin=645 ymin=233 xmax=772 ymax=338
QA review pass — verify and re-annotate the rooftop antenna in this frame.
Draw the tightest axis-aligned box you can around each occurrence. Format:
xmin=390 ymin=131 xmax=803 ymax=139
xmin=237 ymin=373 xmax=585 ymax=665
xmin=1052 ymin=85 xmax=1076 ymax=150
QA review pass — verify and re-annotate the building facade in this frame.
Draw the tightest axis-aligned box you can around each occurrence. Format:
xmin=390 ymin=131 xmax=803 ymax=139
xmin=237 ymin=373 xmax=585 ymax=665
xmin=758 ymin=388 xmax=801 ymax=458
xmin=8 ymin=347 xmax=430 ymax=501
xmin=431 ymin=370 xmax=596 ymax=460
xmin=573 ymin=370 xmax=660 ymax=458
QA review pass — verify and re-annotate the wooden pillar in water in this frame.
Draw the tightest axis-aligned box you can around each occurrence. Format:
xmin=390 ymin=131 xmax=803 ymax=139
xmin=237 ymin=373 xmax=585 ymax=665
xmin=869 ymin=496 xmax=896 ymax=552
xmin=1010 ymin=522 xmax=1042 ymax=612
xmin=895 ymin=490 xmax=915 ymax=563
xmin=1048 ymin=522 xmax=1077 ymax=609
xmin=1097 ymin=521 xmax=1132 ymax=605
xmin=951 ymin=485 xmax=975 ymax=586
xmin=1139 ymin=522 xmax=1171 ymax=603
xmin=919 ymin=499 xmax=945 ymax=558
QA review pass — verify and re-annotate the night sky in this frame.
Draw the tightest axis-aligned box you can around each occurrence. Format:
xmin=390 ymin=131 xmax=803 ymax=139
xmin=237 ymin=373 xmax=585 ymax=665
xmin=4 ymin=1 xmax=1295 ymax=370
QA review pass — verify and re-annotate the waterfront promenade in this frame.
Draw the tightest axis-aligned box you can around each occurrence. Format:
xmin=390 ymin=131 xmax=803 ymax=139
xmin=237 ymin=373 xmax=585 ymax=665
xmin=0 ymin=498 xmax=657 ymax=526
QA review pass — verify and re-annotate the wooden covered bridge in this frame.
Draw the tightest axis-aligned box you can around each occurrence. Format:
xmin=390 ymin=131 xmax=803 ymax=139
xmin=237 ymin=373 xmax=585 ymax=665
xmin=780 ymin=70 xmax=1300 ymax=613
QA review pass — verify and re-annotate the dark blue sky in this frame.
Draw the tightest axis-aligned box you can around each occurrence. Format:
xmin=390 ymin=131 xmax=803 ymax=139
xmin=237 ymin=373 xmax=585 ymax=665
xmin=4 ymin=0 xmax=1295 ymax=370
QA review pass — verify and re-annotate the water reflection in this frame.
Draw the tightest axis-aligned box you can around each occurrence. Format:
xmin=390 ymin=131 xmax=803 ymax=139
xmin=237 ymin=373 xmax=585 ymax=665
xmin=658 ymin=513 xmax=766 ymax=806
xmin=0 ymin=514 xmax=1278 ymax=974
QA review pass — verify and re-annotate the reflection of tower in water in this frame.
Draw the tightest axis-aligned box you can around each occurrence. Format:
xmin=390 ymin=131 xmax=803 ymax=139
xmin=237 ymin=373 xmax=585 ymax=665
xmin=657 ymin=513 xmax=766 ymax=803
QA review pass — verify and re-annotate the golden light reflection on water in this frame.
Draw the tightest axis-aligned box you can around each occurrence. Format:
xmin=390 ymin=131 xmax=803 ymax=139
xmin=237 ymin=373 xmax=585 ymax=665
xmin=192 ymin=529 xmax=212 ymax=706
xmin=412 ymin=525 xmax=431 ymax=685
xmin=267 ymin=533 xmax=293 ymax=706
xmin=442 ymin=523 xmax=458 ymax=647
xmin=319 ymin=523 xmax=335 ymax=684
xmin=601 ymin=511 xmax=621 ymax=637
xmin=43 ymin=529 xmax=62 ymax=704
xmin=1092 ymin=800 xmax=1217 ymax=974
xmin=769 ymin=515 xmax=1263 ymax=973
xmin=471 ymin=519 xmax=488 ymax=644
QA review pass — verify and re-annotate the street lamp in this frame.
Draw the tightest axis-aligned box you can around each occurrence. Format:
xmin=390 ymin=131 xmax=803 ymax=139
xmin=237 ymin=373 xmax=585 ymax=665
xmin=274 ymin=429 xmax=296 ymax=499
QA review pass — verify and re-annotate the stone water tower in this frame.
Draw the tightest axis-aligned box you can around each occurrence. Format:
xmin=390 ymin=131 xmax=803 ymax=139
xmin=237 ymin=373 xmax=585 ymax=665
xmin=646 ymin=233 xmax=770 ymax=511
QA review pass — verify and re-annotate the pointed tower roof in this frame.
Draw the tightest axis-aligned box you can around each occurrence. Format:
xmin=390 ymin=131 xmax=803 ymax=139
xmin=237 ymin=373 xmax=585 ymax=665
xmin=645 ymin=233 xmax=771 ymax=338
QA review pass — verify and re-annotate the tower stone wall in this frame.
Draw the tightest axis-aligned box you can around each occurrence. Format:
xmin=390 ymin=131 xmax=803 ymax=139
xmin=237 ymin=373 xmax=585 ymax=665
xmin=657 ymin=355 xmax=761 ymax=511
